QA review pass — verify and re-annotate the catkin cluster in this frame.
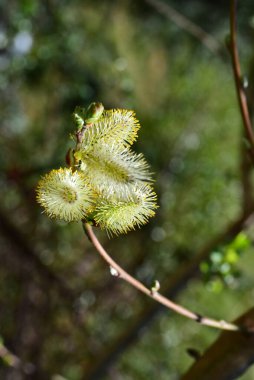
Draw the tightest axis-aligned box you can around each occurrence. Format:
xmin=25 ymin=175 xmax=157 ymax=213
xmin=36 ymin=103 xmax=158 ymax=235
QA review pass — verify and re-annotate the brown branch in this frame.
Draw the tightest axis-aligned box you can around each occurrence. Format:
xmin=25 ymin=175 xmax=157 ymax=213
xmin=181 ymin=307 xmax=254 ymax=380
xmin=84 ymin=223 xmax=243 ymax=332
xmin=229 ymin=0 xmax=254 ymax=162
xmin=145 ymin=0 xmax=222 ymax=56
xmin=84 ymin=208 xmax=254 ymax=379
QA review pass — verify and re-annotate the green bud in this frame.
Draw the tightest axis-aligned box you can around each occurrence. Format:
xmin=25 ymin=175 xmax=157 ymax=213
xmin=85 ymin=102 xmax=104 ymax=124
xmin=73 ymin=106 xmax=86 ymax=129
xmin=151 ymin=280 xmax=160 ymax=294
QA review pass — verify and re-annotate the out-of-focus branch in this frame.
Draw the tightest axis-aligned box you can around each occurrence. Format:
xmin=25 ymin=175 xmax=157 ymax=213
xmin=84 ymin=209 xmax=254 ymax=380
xmin=145 ymin=0 xmax=222 ymax=56
xmin=0 ymin=340 xmax=22 ymax=369
xmin=0 ymin=339 xmax=35 ymax=375
xmin=181 ymin=307 xmax=254 ymax=380
xmin=229 ymin=0 xmax=254 ymax=163
xmin=0 ymin=208 xmax=74 ymax=302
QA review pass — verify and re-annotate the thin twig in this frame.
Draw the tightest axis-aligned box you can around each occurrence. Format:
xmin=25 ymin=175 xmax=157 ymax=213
xmin=229 ymin=0 xmax=254 ymax=162
xmin=84 ymin=223 xmax=244 ymax=332
xmin=145 ymin=0 xmax=222 ymax=56
xmin=84 ymin=210 xmax=254 ymax=380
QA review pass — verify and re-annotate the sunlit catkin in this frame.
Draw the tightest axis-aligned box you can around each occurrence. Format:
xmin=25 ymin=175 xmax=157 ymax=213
xmin=36 ymin=103 xmax=158 ymax=235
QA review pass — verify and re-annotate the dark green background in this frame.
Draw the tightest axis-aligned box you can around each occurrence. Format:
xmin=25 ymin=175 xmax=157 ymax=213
xmin=1 ymin=1 xmax=254 ymax=379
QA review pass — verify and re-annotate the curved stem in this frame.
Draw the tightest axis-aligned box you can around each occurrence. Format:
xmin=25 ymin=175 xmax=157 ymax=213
xmin=230 ymin=0 xmax=254 ymax=162
xmin=145 ymin=0 xmax=222 ymax=56
xmin=84 ymin=223 xmax=243 ymax=332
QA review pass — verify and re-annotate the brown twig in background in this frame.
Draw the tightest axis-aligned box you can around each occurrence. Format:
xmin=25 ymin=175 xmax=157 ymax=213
xmin=229 ymin=0 xmax=254 ymax=163
xmin=181 ymin=307 xmax=254 ymax=380
xmin=145 ymin=0 xmax=222 ymax=56
xmin=84 ymin=223 xmax=243 ymax=332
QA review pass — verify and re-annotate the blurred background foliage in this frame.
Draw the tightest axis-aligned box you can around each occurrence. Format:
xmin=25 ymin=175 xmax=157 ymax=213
xmin=1 ymin=0 xmax=254 ymax=379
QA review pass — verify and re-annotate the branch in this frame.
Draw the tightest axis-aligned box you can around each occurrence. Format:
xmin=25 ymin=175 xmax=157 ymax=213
xmin=181 ymin=307 xmax=254 ymax=380
xmin=84 ymin=223 xmax=243 ymax=332
xmin=0 ymin=339 xmax=35 ymax=375
xmin=0 ymin=207 xmax=75 ymax=302
xmin=145 ymin=0 xmax=222 ymax=56
xmin=229 ymin=0 xmax=254 ymax=162
xmin=84 ymin=208 xmax=254 ymax=379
